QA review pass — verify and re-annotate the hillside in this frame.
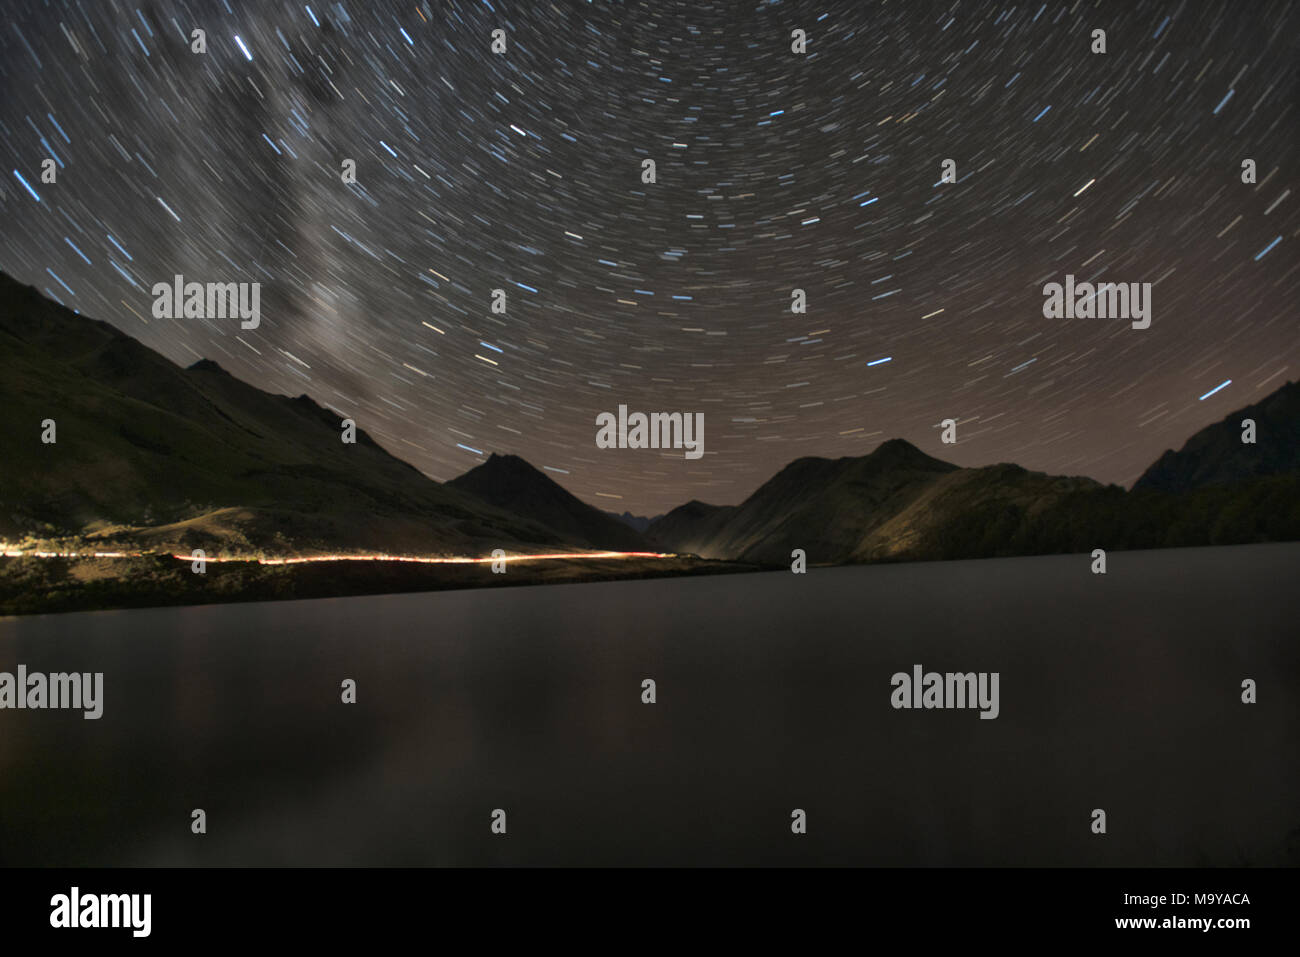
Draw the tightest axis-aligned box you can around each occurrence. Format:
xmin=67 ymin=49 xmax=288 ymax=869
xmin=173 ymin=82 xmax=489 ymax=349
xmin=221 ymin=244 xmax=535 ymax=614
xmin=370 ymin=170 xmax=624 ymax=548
xmin=647 ymin=430 xmax=1300 ymax=565
xmin=1134 ymin=381 xmax=1300 ymax=492
xmin=648 ymin=439 xmax=959 ymax=563
xmin=645 ymin=500 xmax=737 ymax=556
xmin=0 ymin=272 xmax=559 ymax=557
xmin=449 ymin=453 xmax=647 ymax=551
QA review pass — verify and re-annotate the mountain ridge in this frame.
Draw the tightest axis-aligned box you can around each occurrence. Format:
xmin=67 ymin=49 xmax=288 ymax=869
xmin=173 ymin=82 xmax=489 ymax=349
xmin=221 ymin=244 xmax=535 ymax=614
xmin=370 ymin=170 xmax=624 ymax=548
xmin=448 ymin=453 xmax=646 ymax=551
xmin=0 ymin=271 xmax=561 ymax=556
xmin=1134 ymin=380 xmax=1300 ymax=492
xmin=646 ymin=396 xmax=1300 ymax=563
xmin=4 ymin=271 xmax=1297 ymax=573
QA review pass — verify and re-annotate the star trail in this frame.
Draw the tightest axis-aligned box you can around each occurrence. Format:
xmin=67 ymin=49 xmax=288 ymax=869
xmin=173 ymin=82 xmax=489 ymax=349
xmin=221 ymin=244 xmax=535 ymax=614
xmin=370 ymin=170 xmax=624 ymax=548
xmin=1 ymin=0 xmax=1296 ymax=514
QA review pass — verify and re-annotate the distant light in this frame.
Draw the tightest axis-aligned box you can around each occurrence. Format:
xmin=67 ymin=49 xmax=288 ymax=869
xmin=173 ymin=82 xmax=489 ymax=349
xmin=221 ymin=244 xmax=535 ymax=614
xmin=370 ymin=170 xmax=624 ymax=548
xmin=867 ymin=357 xmax=892 ymax=366
xmin=234 ymin=35 xmax=253 ymax=60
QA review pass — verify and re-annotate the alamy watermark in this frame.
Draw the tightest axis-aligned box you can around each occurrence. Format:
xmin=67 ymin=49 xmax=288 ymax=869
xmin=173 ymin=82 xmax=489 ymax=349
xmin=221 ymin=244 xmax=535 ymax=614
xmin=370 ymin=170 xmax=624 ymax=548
xmin=151 ymin=274 xmax=260 ymax=329
xmin=890 ymin=664 xmax=999 ymax=719
xmin=50 ymin=887 xmax=150 ymax=937
xmin=1042 ymin=274 xmax=1150 ymax=329
xmin=0 ymin=666 xmax=103 ymax=719
xmin=596 ymin=404 xmax=704 ymax=460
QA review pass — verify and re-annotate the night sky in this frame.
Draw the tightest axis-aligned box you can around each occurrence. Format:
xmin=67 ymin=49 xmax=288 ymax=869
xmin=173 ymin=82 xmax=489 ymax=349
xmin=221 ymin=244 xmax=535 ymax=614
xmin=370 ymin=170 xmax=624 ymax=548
xmin=2 ymin=0 xmax=1296 ymax=515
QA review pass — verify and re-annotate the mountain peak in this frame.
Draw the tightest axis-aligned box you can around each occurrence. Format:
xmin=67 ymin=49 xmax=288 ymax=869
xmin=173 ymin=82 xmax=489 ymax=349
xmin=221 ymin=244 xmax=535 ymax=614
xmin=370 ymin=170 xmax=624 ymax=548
xmin=871 ymin=437 xmax=922 ymax=457
xmin=873 ymin=436 xmax=935 ymax=460
xmin=448 ymin=454 xmax=645 ymax=551
xmin=876 ymin=437 xmax=921 ymax=451
xmin=477 ymin=452 xmax=541 ymax=475
xmin=1134 ymin=380 xmax=1300 ymax=491
xmin=869 ymin=437 xmax=949 ymax=466
xmin=187 ymin=358 xmax=230 ymax=376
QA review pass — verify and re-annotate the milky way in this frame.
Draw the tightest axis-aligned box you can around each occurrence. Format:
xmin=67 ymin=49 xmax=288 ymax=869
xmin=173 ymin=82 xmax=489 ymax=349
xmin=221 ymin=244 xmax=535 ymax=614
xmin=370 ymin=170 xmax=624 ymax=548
xmin=2 ymin=0 xmax=1296 ymax=514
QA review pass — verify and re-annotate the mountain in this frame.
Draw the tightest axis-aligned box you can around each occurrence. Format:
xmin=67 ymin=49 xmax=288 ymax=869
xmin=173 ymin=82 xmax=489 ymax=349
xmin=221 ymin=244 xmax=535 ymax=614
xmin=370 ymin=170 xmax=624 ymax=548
xmin=645 ymin=500 xmax=736 ymax=555
xmin=648 ymin=423 xmax=1300 ymax=565
xmin=649 ymin=439 xmax=960 ymax=563
xmin=605 ymin=510 xmax=663 ymax=534
xmin=1134 ymin=381 xmax=1300 ymax=492
xmin=449 ymin=453 xmax=647 ymax=551
xmin=4 ymin=269 xmax=1296 ymax=577
xmin=0 ymin=272 xmax=560 ymax=556
xmin=846 ymin=462 xmax=1109 ymax=562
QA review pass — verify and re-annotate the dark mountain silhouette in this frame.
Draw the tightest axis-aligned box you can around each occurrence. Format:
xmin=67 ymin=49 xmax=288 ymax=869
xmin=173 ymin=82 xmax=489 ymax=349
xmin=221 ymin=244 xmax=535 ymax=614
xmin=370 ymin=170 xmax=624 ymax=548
xmin=1134 ymin=381 xmax=1300 ymax=492
xmin=648 ymin=423 xmax=1300 ymax=565
xmin=649 ymin=439 xmax=961 ymax=563
xmin=605 ymin=510 xmax=663 ymax=533
xmin=646 ymin=439 xmax=1106 ymax=563
xmin=3 ymin=270 xmax=1297 ymax=584
xmin=449 ymin=454 xmax=647 ymax=551
xmin=645 ymin=500 xmax=736 ymax=556
xmin=0 ymin=271 xmax=560 ymax=556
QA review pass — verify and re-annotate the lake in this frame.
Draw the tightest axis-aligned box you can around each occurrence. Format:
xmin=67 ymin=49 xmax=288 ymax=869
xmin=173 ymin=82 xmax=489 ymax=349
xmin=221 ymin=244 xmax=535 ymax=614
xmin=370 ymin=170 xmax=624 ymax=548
xmin=2 ymin=543 xmax=1297 ymax=866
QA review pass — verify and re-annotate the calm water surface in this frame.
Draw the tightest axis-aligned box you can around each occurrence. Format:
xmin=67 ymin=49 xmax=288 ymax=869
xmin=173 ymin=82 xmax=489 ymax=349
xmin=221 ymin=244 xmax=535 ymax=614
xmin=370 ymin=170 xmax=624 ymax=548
xmin=1 ymin=544 xmax=1297 ymax=866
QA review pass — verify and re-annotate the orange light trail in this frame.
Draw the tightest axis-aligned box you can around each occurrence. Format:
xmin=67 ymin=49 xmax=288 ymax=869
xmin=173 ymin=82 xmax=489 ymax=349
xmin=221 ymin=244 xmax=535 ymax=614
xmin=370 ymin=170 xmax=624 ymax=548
xmin=1 ymin=544 xmax=676 ymax=565
xmin=168 ymin=550 xmax=674 ymax=566
xmin=2 ymin=548 xmax=138 ymax=558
